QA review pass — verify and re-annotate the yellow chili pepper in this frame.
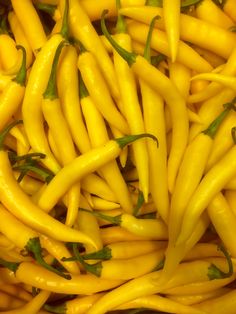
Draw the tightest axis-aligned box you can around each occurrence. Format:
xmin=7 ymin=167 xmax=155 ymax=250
xmin=193 ymin=46 xmax=225 ymax=68
xmin=224 ymin=189 xmax=236 ymax=215
xmin=86 ymin=258 xmax=232 ymax=314
xmin=139 ymin=15 xmax=169 ymax=221
xmin=42 ymin=40 xmax=80 ymax=227
xmin=57 ymin=44 xmax=91 ymax=154
xmin=80 ymin=0 xmax=145 ymax=21
xmin=167 ymin=100 xmax=234 ymax=245
xmin=0 ymin=290 xmax=50 ymax=314
xmin=195 ymin=0 xmax=234 ymax=29
xmin=167 ymin=288 xmax=231 ymax=305
xmin=77 ymin=46 xmax=129 ymax=135
xmin=39 ymin=235 xmax=80 ymax=275
xmin=0 ymin=72 xmax=13 ymax=92
xmin=207 ymin=192 xmax=236 ymax=257
xmin=100 ymin=225 xmax=167 ymax=245
xmin=101 ymin=11 xmax=189 ymax=193
xmin=158 ymin=212 xmax=210 ymax=287
xmin=88 ymin=196 xmax=120 ymax=210
xmin=194 ymin=288 xmax=236 ymax=313
xmin=88 ymin=240 xmax=167 ymax=260
xmin=0 ymin=284 xmax=32 ymax=302
xmin=176 ymin=142 xmax=236 ymax=246
xmin=163 ymin=0 xmax=181 ymax=62
xmin=205 ymin=109 xmax=236 ymax=171
xmin=44 ymin=293 xmax=105 ymax=314
xmin=62 ymin=0 xmax=120 ymax=100
xmin=188 ymin=45 xmax=236 ymax=104
xmin=0 ymin=291 xmax=25 ymax=310
xmin=11 ymin=0 xmax=47 ymax=53
xmin=165 ymin=275 xmax=236 ymax=295
xmin=81 ymin=173 xmax=117 ymax=203
xmin=119 ymin=6 xmax=236 ymax=58
xmin=37 ymin=132 xmax=156 ymax=212
xmin=126 ymin=20 xmax=213 ymax=73
xmin=116 ymin=294 xmax=207 ymax=314
xmin=0 ymin=123 xmax=97 ymax=249
xmin=66 ymin=244 xmax=165 ymax=280
xmin=112 ymin=4 xmax=150 ymax=202
xmin=224 ymin=168 xmax=236 ymax=188
xmin=191 ymin=72 xmax=236 ymax=92
xmin=0 ymin=46 xmax=26 ymax=132
xmin=0 ymin=34 xmax=19 ymax=70
xmin=80 ymin=73 xmax=133 ymax=212
xmin=10 ymin=262 xmax=125 ymax=294
xmin=80 ymin=208 xmax=168 ymax=239
xmin=8 ymin=11 xmax=34 ymax=68
xmin=223 ymin=0 xmax=236 ymax=22
xmin=0 ymin=203 xmax=79 ymax=279
xmin=189 ymin=88 xmax=235 ymax=142
xmin=76 ymin=194 xmax=103 ymax=253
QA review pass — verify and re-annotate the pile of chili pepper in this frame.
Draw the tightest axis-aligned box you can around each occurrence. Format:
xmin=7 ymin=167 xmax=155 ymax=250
xmin=0 ymin=0 xmax=236 ymax=313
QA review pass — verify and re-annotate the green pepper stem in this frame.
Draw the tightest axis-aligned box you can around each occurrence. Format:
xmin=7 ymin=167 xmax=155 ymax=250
xmin=208 ymin=243 xmax=233 ymax=280
xmin=71 ymin=243 xmax=102 ymax=277
xmin=115 ymin=0 xmax=126 ymax=34
xmin=0 ymin=257 xmax=20 ymax=273
xmin=151 ymin=54 xmax=166 ymax=67
xmin=62 ymin=246 xmax=112 ymax=262
xmin=25 ymin=237 xmax=71 ymax=280
xmin=202 ymin=98 xmax=236 ymax=139
xmin=13 ymin=46 xmax=27 ymax=86
xmin=13 ymin=163 xmax=54 ymax=184
xmin=79 ymin=207 xmax=122 ymax=225
xmin=43 ymin=40 xmax=68 ymax=100
xmin=79 ymin=72 xmax=89 ymax=99
xmin=115 ymin=133 xmax=158 ymax=149
xmin=133 ymin=190 xmax=144 ymax=216
xmin=35 ymin=2 xmax=57 ymax=16
xmin=0 ymin=120 xmax=23 ymax=150
xmin=101 ymin=10 xmax=136 ymax=67
xmin=0 ymin=15 xmax=9 ymax=35
xmin=44 ymin=304 xmax=66 ymax=314
xmin=60 ymin=0 xmax=69 ymax=39
xmin=8 ymin=151 xmax=46 ymax=164
xmin=144 ymin=15 xmax=160 ymax=62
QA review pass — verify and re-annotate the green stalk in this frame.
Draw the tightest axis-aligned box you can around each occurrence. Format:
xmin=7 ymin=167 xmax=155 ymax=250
xmin=44 ymin=304 xmax=66 ymax=314
xmin=25 ymin=237 xmax=71 ymax=280
xmin=115 ymin=133 xmax=158 ymax=149
xmin=8 ymin=151 xmax=46 ymax=164
xmin=60 ymin=0 xmax=69 ymax=39
xmin=0 ymin=258 xmax=19 ymax=273
xmin=35 ymin=2 xmax=57 ymax=17
xmin=144 ymin=15 xmax=160 ymax=62
xmin=13 ymin=163 xmax=54 ymax=183
xmin=13 ymin=46 xmax=27 ymax=86
xmin=0 ymin=120 xmax=23 ymax=150
xmin=43 ymin=40 xmax=68 ymax=100
xmin=115 ymin=0 xmax=126 ymax=34
xmin=208 ymin=244 xmax=233 ymax=280
xmin=133 ymin=190 xmax=144 ymax=216
xmin=62 ymin=246 xmax=112 ymax=262
xmin=203 ymin=98 xmax=236 ymax=139
xmin=79 ymin=207 xmax=122 ymax=225
xmin=71 ymin=243 xmax=102 ymax=277
xmin=79 ymin=72 xmax=89 ymax=99
xmin=101 ymin=10 xmax=136 ymax=67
